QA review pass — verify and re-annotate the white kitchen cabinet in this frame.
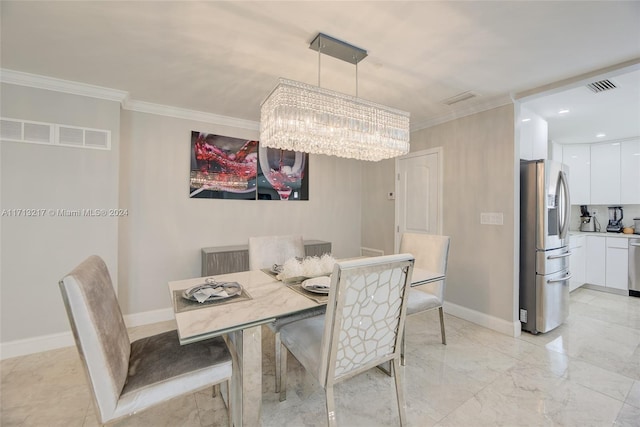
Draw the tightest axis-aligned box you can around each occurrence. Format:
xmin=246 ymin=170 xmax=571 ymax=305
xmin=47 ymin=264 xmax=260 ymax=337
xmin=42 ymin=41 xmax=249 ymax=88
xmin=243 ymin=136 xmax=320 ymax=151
xmin=569 ymin=235 xmax=586 ymax=291
xmin=585 ymin=235 xmax=606 ymax=286
xmin=520 ymin=109 xmax=548 ymax=160
xmin=621 ymin=139 xmax=640 ymax=205
xmin=563 ymin=144 xmax=591 ymax=205
xmin=605 ymin=237 xmax=629 ymax=290
xmin=591 ymin=142 xmax=621 ymax=205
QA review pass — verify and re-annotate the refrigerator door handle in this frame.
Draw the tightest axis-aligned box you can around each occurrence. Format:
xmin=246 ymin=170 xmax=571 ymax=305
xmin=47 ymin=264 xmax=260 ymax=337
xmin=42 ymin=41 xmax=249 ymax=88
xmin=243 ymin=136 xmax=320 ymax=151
xmin=547 ymin=274 xmax=573 ymax=284
xmin=547 ymin=251 xmax=572 ymax=259
xmin=557 ymin=170 xmax=571 ymax=239
xmin=630 ymin=243 xmax=640 ymax=247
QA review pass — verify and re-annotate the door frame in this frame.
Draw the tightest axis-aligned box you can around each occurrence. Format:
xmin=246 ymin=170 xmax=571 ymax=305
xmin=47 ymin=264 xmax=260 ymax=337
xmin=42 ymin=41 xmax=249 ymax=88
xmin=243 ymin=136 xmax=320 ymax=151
xmin=394 ymin=146 xmax=444 ymax=253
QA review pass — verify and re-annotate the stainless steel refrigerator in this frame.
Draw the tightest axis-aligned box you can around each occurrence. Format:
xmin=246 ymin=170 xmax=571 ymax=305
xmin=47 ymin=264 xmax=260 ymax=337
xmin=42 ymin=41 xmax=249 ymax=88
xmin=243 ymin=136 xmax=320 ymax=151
xmin=520 ymin=159 xmax=571 ymax=334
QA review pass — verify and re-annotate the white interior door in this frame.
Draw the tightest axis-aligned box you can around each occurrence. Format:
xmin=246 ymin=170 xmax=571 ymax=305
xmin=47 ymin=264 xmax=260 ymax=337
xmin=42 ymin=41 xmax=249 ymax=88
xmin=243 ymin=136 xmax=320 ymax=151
xmin=395 ymin=148 xmax=442 ymax=251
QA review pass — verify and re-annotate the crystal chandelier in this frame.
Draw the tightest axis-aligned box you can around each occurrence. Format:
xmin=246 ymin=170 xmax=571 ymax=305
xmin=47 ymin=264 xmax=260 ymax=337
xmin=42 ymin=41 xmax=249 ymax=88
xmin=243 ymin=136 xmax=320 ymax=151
xmin=260 ymin=33 xmax=410 ymax=162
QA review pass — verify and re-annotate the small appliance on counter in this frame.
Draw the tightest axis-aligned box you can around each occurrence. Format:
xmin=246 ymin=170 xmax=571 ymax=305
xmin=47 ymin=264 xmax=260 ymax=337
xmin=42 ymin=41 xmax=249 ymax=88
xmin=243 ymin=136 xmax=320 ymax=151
xmin=635 ymin=217 xmax=640 ymax=235
xmin=579 ymin=205 xmax=596 ymax=232
xmin=606 ymin=206 xmax=623 ymax=233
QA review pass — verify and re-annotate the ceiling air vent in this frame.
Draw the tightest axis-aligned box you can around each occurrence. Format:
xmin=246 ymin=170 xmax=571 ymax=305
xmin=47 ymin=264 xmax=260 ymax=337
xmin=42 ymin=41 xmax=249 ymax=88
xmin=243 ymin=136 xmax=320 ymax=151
xmin=586 ymin=79 xmax=617 ymax=93
xmin=441 ymin=91 xmax=478 ymax=106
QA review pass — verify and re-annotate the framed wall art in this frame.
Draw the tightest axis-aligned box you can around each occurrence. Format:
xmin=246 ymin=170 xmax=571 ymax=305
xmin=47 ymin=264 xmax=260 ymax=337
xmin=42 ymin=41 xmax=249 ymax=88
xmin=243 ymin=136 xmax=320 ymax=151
xmin=257 ymin=145 xmax=309 ymax=200
xmin=189 ymin=132 xmax=258 ymax=200
xmin=189 ymin=131 xmax=309 ymax=201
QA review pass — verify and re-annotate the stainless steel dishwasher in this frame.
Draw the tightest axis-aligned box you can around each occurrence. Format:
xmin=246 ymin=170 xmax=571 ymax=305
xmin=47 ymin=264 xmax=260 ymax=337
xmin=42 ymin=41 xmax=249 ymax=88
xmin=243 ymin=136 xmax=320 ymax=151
xmin=630 ymin=238 xmax=640 ymax=297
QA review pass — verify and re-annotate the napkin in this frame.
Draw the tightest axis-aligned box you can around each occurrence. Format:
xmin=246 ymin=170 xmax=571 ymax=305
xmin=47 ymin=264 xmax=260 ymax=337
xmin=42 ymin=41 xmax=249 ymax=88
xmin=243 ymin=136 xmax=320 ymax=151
xmin=189 ymin=285 xmax=229 ymax=303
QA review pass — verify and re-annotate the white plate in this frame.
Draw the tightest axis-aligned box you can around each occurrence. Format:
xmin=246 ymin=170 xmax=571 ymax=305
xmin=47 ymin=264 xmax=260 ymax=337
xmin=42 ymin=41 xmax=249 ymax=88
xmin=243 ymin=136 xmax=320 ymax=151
xmin=301 ymin=276 xmax=331 ymax=294
xmin=182 ymin=282 xmax=242 ymax=302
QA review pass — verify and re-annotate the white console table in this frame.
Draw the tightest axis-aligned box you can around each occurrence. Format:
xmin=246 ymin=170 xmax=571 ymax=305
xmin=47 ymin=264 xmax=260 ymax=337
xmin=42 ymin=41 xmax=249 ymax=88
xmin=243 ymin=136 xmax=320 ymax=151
xmin=201 ymin=240 xmax=332 ymax=276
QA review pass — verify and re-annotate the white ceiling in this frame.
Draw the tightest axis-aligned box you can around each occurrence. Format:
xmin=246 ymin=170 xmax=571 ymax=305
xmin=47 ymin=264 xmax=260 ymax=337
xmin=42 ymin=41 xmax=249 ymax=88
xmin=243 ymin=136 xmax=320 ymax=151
xmin=1 ymin=1 xmax=639 ymax=134
xmin=521 ymin=68 xmax=640 ymax=144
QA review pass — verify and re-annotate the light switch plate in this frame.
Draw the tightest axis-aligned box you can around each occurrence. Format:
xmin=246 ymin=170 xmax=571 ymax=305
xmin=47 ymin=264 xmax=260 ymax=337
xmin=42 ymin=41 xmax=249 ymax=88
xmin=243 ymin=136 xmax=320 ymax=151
xmin=480 ymin=212 xmax=504 ymax=225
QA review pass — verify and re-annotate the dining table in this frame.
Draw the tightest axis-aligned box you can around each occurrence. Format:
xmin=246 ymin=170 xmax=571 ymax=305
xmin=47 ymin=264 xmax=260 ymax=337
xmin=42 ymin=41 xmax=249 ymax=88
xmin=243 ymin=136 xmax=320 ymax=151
xmin=168 ymin=263 xmax=445 ymax=426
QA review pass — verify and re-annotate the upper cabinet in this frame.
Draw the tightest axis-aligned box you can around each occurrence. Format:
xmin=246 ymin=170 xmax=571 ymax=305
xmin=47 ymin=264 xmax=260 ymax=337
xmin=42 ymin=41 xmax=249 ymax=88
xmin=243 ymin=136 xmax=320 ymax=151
xmin=520 ymin=109 xmax=548 ymax=160
xmin=559 ymin=139 xmax=640 ymax=205
xmin=621 ymin=138 xmax=640 ymax=205
xmin=590 ymin=142 xmax=621 ymax=204
xmin=562 ymin=144 xmax=591 ymax=205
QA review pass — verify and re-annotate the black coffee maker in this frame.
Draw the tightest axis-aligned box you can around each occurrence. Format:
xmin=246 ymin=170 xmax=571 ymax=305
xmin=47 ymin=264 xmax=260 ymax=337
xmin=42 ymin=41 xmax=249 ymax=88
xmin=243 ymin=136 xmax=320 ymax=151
xmin=607 ymin=206 xmax=623 ymax=233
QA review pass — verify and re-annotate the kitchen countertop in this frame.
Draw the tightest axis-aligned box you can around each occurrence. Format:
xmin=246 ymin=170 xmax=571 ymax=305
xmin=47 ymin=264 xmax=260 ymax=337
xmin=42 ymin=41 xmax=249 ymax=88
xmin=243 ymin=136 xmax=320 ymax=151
xmin=570 ymin=231 xmax=639 ymax=239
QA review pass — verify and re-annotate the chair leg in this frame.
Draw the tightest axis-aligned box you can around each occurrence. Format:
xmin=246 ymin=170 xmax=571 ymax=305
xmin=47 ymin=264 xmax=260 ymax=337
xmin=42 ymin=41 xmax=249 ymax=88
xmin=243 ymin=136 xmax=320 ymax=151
xmin=275 ymin=331 xmax=281 ymax=393
xmin=326 ymin=384 xmax=337 ymax=427
xmin=439 ymin=306 xmax=447 ymax=345
xmin=225 ymin=379 xmax=232 ymax=427
xmin=392 ymin=358 xmax=407 ymax=426
xmin=400 ymin=329 xmax=406 ymax=366
xmin=278 ymin=343 xmax=288 ymax=402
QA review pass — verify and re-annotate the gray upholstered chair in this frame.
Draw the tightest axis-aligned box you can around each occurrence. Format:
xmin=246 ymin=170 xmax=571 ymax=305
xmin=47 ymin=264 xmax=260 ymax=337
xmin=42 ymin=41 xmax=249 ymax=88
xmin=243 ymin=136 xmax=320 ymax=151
xmin=278 ymin=254 xmax=415 ymax=426
xmin=399 ymin=232 xmax=451 ymax=365
xmin=248 ymin=234 xmax=326 ymax=393
xmin=58 ymin=255 xmax=233 ymax=426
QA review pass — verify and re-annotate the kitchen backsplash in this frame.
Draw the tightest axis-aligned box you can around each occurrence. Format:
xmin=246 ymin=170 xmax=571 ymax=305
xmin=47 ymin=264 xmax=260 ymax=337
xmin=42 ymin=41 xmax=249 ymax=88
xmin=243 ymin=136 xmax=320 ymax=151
xmin=570 ymin=204 xmax=640 ymax=232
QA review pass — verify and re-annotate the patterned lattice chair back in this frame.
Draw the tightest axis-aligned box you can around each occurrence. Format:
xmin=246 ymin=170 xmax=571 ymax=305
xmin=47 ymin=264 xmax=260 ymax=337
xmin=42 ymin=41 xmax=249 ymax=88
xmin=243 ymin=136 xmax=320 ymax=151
xmin=318 ymin=254 xmax=414 ymax=385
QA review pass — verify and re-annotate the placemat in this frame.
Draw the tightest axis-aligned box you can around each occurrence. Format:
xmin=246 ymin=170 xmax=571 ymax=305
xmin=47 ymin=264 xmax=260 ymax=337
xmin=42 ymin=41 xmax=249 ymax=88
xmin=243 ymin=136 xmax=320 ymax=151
xmin=260 ymin=268 xmax=329 ymax=304
xmin=173 ymin=286 xmax=252 ymax=313
xmin=286 ymin=283 xmax=329 ymax=304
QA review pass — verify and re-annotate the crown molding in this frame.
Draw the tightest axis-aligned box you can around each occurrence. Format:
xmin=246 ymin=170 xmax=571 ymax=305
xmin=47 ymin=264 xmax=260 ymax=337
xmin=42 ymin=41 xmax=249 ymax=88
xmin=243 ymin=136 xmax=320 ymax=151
xmin=122 ymin=99 xmax=260 ymax=131
xmin=0 ymin=68 xmax=129 ymax=103
xmin=1 ymin=68 xmax=260 ymax=131
xmin=411 ymin=94 xmax=513 ymax=132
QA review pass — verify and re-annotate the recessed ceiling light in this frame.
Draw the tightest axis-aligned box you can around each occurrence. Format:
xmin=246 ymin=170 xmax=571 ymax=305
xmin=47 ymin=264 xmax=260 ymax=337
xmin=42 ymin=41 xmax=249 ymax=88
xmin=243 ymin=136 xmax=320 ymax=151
xmin=596 ymin=133 xmax=606 ymax=138
xmin=521 ymin=118 xmax=531 ymax=122
xmin=612 ymin=142 xmax=620 ymax=146
xmin=633 ymin=153 xmax=640 ymax=156
xmin=558 ymin=109 xmax=570 ymax=114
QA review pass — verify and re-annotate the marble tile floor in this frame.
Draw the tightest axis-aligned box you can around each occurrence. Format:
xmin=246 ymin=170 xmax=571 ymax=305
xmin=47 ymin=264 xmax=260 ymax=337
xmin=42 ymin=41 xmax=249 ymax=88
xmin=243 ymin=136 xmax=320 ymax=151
xmin=2 ymin=287 xmax=639 ymax=426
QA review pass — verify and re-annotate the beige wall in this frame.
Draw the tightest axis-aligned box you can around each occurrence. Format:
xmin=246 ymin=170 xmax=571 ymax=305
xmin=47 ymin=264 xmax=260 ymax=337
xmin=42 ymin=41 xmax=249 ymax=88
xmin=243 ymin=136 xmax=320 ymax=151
xmin=118 ymin=110 xmax=363 ymax=315
xmin=1 ymin=81 xmax=517 ymax=350
xmin=1 ymin=83 xmax=120 ymax=342
xmin=361 ymin=158 xmax=396 ymax=256
xmin=362 ymin=104 xmax=518 ymax=331
xmin=410 ymin=105 xmax=517 ymax=326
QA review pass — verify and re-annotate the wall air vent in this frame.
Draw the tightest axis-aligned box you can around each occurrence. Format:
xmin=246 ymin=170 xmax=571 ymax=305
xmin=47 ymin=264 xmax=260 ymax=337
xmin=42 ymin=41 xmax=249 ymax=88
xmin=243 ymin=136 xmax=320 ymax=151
xmin=586 ymin=79 xmax=617 ymax=93
xmin=441 ymin=91 xmax=478 ymax=106
xmin=1 ymin=117 xmax=110 ymax=150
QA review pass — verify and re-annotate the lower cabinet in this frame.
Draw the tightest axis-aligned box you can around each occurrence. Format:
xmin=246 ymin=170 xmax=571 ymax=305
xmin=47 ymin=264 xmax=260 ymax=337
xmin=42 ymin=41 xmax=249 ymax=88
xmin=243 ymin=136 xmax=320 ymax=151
xmin=569 ymin=236 xmax=586 ymax=291
xmin=585 ymin=235 xmax=606 ymax=286
xmin=583 ymin=235 xmax=629 ymax=290
xmin=605 ymin=238 xmax=629 ymax=290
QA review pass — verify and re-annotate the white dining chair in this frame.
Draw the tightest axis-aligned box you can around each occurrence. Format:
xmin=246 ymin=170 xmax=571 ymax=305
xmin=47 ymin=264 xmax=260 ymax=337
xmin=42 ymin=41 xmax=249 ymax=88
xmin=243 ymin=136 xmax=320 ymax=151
xmin=58 ymin=255 xmax=233 ymax=426
xmin=248 ymin=234 xmax=305 ymax=272
xmin=277 ymin=254 xmax=415 ymax=426
xmin=399 ymin=232 xmax=451 ymax=365
xmin=248 ymin=234 xmax=326 ymax=393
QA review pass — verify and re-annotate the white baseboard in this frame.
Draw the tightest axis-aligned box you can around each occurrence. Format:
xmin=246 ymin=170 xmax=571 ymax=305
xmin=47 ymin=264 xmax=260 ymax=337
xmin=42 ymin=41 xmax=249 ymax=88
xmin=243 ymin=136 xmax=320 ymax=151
xmin=1 ymin=306 xmax=175 ymax=360
xmin=0 ymin=331 xmax=75 ymax=360
xmin=123 ymin=307 xmax=174 ymax=328
xmin=444 ymin=301 xmax=521 ymax=337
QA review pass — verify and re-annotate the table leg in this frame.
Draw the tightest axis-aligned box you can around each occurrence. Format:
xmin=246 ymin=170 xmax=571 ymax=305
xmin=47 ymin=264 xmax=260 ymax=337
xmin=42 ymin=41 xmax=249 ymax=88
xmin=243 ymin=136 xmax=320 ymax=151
xmin=227 ymin=326 xmax=263 ymax=427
